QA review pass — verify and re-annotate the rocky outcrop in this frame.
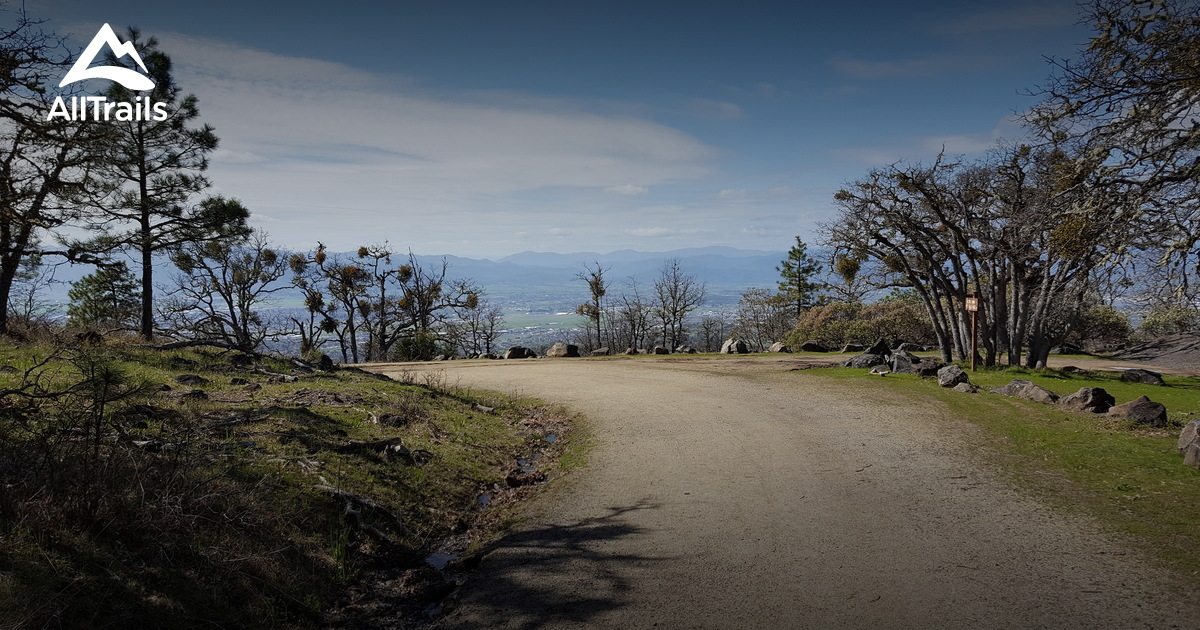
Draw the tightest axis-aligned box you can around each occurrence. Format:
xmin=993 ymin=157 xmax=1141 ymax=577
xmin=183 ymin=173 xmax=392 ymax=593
xmin=890 ymin=350 xmax=921 ymax=374
xmin=866 ymin=339 xmax=891 ymax=358
xmin=1108 ymin=396 xmax=1168 ymax=427
xmin=720 ymin=339 xmax=749 ymax=354
xmin=937 ymin=365 xmax=969 ymax=388
xmin=1059 ymin=387 xmax=1115 ymax=413
xmin=1119 ymin=368 xmax=1165 ymax=386
xmin=989 ymin=378 xmax=1059 ymax=403
xmin=844 ymin=353 xmax=887 ymax=368
xmin=546 ymin=342 xmax=580 ymax=358
xmin=505 ymin=346 xmax=536 ymax=359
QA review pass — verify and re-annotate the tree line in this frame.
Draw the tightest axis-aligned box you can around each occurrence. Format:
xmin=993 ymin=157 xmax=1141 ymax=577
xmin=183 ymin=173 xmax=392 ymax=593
xmin=1 ymin=10 xmax=492 ymax=361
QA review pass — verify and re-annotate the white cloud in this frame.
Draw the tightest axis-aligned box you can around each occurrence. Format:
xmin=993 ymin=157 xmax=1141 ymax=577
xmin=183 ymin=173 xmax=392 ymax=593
xmin=687 ymin=98 xmax=743 ymax=120
xmin=935 ymin=5 xmax=1076 ymax=35
xmin=829 ymin=55 xmax=971 ymax=80
xmin=145 ymin=32 xmax=716 ymax=253
xmin=604 ymin=184 xmax=649 ymax=196
xmin=625 ymin=226 xmax=710 ymax=238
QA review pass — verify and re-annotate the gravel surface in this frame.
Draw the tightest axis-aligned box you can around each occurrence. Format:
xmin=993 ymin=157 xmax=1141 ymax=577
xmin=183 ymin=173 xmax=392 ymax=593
xmin=368 ymin=356 xmax=1198 ymax=629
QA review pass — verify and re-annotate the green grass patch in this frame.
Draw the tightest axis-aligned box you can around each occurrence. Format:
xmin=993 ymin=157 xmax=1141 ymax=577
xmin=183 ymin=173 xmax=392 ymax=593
xmin=803 ymin=365 xmax=1200 ymax=576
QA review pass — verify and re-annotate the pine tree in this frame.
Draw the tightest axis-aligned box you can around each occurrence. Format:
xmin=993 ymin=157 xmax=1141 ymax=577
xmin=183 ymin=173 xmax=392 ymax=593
xmin=776 ymin=237 xmax=822 ymax=317
xmin=67 ymin=261 xmax=140 ymax=329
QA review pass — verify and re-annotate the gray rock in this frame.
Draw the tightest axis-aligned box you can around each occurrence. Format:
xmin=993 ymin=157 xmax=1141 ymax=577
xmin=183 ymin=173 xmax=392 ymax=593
xmin=317 ymin=354 xmax=335 ymax=371
xmin=1178 ymin=419 xmax=1200 ymax=453
xmin=591 ymin=347 xmax=611 ymax=356
xmin=891 ymin=350 xmax=921 ymax=374
xmin=720 ymin=339 xmax=749 ymax=354
xmin=546 ymin=342 xmax=580 ymax=358
xmin=799 ymin=340 xmax=828 ymax=352
xmin=767 ymin=342 xmax=791 ymax=353
xmin=866 ymin=339 xmax=891 ymax=357
xmin=914 ymin=362 xmax=945 ymax=378
xmin=1120 ymin=368 xmax=1165 ymax=386
xmin=844 ymin=353 xmax=887 ymax=368
xmin=180 ymin=389 xmax=208 ymax=400
xmin=625 ymin=347 xmax=639 ymax=355
xmin=937 ymin=365 xmax=969 ymax=388
xmin=840 ymin=344 xmax=865 ymax=353
xmin=652 ymin=346 xmax=670 ymax=355
xmin=675 ymin=345 xmax=698 ymax=354
xmin=953 ymin=382 xmax=978 ymax=394
xmin=505 ymin=346 xmax=532 ymax=360
xmin=1108 ymin=396 xmax=1168 ymax=427
xmin=1184 ymin=443 xmax=1200 ymax=469
xmin=230 ymin=377 xmax=251 ymax=386
xmin=1059 ymin=387 xmax=1115 ymax=413
xmin=869 ymin=365 xmax=890 ymax=376
xmin=989 ymin=378 xmax=1059 ymax=403
xmin=895 ymin=342 xmax=923 ymax=352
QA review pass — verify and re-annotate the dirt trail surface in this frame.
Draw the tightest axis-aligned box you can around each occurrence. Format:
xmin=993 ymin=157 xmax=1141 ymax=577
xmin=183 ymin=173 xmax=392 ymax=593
xmin=367 ymin=357 xmax=1197 ymax=629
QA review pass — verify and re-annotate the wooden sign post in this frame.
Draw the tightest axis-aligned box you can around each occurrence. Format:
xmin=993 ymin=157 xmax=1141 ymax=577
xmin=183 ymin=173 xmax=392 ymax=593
xmin=965 ymin=296 xmax=979 ymax=372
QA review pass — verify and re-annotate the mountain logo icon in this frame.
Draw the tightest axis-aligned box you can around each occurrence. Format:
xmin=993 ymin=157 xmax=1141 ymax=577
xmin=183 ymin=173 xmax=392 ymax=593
xmin=60 ymin=23 xmax=155 ymax=91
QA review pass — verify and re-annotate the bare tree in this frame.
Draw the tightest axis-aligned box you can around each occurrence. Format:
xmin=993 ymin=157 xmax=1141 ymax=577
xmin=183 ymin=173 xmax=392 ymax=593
xmin=733 ymin=288 xmax=793 ymax=351
xmin=447 ymin=298 xmax=505 ymax=357
xmin=653 ymin=258 xmax=705 ymax=350
xmin=575 ymin=261 xmax=608 ymax=351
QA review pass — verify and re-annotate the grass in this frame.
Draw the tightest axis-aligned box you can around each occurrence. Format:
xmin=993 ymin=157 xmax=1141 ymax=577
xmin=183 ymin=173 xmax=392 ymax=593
xmin=0 ymin=338 xmax=580 ymax=628
xmin=804 ymin=363 xmax=1200 ymax=577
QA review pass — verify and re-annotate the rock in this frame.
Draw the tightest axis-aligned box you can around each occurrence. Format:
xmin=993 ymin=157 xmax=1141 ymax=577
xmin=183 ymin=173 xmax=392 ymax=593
xmin=1185 ymin=443 xmax=1200 ymax=469
xmin=1059 ymin=387 xmax=1115 ymax=413
xmin=546 ymin=342 xmax=581 ymax=358
xmin=844 ymin=353 xmax=887 ymax=368
xmin=228 ymin=354 xmax=254 ymax=368
xmin=652 ymin=346 xmax=670 ymax=355
xmin=891 ymin=350 xmax=921 ymax=374
xmin=230 ymin=377 xmax=251 ymax=386
xmin=1120 ymin=368 xmax=1165 ymax=386
xmin=624 ymin=347 xmax=639 ymax=355
xmin=1055 ymin=343 xmax=1083 ymax=355
xmin=937 ymin=365 xmax=969 ymax=388
xmin=1177 ymin=419 xmax=1200 ymax=453
xmin=591 ymin=347 xmax=611 ymax=356
xmin=180 ymin=389 xmax=208 ymax=401
xmin=720 ymin=339 xmax=749 ymax=354
xmin=504 ymin=346 xmax=532 ymax=360
xmin=317 ymin=354 xmax=335 ymax=371
xmin=840 ymin=344 xmax=865 ymax=353
xmin=767 ymin=342 xmax=792 ymax=353
xmin=1108 ymin=396 xmax=1168 ymax=427
xmin=953 ymin=382 xmax=978 ymax=393
xmin=799 ymin=341 xmax=827 ymax=352
xmin=989 ymin=378 xmax=1059 ymax=403
xmin=675 ymin=345 xmax=698 ymax=354
xmin=174 ymin=374 xmax=209 ymax=386
xmin=914 ymin=362 xmax=944 ymax=378
xmin=866 ymin=339 xmax=891 ymax=358
xmin=869 ymin=365 xmax=890 ymax=376
xmin=895 ymin=342 xmax=922 ymax=352
xmin=1060 ymin=365 xmax=1086 ymax=375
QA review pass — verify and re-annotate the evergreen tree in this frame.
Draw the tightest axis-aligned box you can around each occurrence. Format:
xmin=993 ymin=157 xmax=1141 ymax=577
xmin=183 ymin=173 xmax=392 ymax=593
xmin=67 ymin=261 xmax=140 ymax=329
xmin=77 ymin=28 xmax=248 ymax=340
xmin=776 ymin=237 xmax=822 ymax=317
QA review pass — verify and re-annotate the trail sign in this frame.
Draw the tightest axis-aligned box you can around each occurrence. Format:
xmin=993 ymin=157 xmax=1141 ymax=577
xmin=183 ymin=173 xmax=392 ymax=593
xmin=965 ymin=296 xmax=979 ymax=312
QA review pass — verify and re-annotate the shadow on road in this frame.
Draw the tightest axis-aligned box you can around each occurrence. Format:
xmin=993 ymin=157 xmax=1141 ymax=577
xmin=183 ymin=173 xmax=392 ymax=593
xmin=438 ymin=499 xmax=663 ymax=629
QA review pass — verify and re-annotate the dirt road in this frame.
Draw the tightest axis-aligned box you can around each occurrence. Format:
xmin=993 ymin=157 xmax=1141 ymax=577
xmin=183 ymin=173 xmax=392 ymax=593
xmin=368 ymin=356 xmax=1197 ymax=629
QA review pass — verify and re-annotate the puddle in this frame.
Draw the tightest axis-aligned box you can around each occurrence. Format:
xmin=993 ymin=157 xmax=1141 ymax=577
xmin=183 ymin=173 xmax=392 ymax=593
xmin=425 ymin=552 xmax=459 ymax=570
xmin=544 ymin=433 xmax=558 ymax=443
xmin=477 ymin=493 xmax=491 ymax=506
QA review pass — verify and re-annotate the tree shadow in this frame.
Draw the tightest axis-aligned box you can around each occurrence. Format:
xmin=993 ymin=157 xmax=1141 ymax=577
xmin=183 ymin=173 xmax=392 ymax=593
xmin=439 ymin=499 xmax=664 ymax=629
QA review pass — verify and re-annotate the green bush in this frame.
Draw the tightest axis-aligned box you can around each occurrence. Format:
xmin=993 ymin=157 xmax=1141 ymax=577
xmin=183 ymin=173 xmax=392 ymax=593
xmin=786 ymin=299 xmax=934 ymax=349
xmin=1140 ymin=304 xmax=1199 ymax=336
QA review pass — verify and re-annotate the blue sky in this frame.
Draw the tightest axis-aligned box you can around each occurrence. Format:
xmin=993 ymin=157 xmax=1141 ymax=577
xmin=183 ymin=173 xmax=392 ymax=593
xmin=30 ymin=0 xmax=1092 ymax=258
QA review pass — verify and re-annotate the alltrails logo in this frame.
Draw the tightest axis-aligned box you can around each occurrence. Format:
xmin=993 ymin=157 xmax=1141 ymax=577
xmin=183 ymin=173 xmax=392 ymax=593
xmin=46 ymin=23 xmax=168 ymax=122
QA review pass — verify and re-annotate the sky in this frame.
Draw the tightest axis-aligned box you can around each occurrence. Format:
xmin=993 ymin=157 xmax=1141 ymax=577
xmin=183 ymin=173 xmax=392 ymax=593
xmin=26 ymin=0 xmax=1093 ymax=259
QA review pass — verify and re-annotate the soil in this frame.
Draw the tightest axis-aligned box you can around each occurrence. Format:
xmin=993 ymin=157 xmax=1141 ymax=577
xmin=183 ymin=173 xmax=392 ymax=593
xmin=366 ymin=355 xmax=1200 ymax=629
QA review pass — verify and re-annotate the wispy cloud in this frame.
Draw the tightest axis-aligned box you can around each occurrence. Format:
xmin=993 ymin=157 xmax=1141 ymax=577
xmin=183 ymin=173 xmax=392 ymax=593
xmin=604 ymin=184 xmax=649 ymax=196
xmin=829 ymin=54 xmax=975 ymax=80
xmin=934 ymin=5 xmax=1076 ymax=35
xmin=686 ymin=98 xmax=743 ymax=120
xmin=625 ymin=226 xmax=709 ymax=238
xmin=142 ymin=32 xmax=715 ymax=253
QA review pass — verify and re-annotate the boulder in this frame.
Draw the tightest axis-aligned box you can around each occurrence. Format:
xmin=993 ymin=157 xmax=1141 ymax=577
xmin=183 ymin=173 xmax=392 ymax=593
xmin=675 ymin=345 xmax=698 ymax=354
xmin=869 ymin=365 xmax=890 ymax=376
xmin=625 ymin=347 xmax=639 ymax=355
xmin=866 ymin=339 xmax=891 ymax=358
xmin=546 ymin=342 xmax=581 ymax=358
xmin=504 ymin=346 xmax=532 ymax=360
xmin=937 ymin=365 xmax=969 ymax=388
xmin=1181 ymin=420 xmax=1200 ymax=469
xmin=652 ymin=346 xmax=670 ymax=355
xmin=890 ymin=350 xmax=921 ymax=374
xmin=1108 ymin=396 xmax=1168 ymax=427
xmin=317 ymin=354 xmax=335 ymax=371
xmin=895 ymin=342 xmax=923 ymax=352
xmin=914 ymin=362 xmax=945 ymax=378
xmin=840 ymin=344 xmax=865 ymax=353
xmin=767 ymin=342 xmax=792 ymax=353
xmin=799 ymin=340 xmax=828 ymax=352
xmin=180 ymin=389 xmax=208 ymax=401
xmin=1120 ymin=368 xmax=1165 ymax=386
xmin=989 ymin=378 xmax=1060 ymax=404
xmin=1060 ymin=365 xmax=1086 ymax=375
xmin=591 ymin=347 xmax=611 ymax=356
xmin=720 ymin=339 xmax=750 ymax=354
xmin=1059 ymin=387 xmax=1115 ymax=413
xmin=844 ymin=353 xmax=887 ymax=369
xmin=230 ymin=377 xmax=251 ymax=386
xmin=953 ymin=383 xmax=978 ymax=394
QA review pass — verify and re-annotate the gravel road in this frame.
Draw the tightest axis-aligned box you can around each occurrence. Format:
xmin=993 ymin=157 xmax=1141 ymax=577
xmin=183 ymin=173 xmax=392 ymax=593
xmin=368 ymin=356 xmax=1197 ymax=629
